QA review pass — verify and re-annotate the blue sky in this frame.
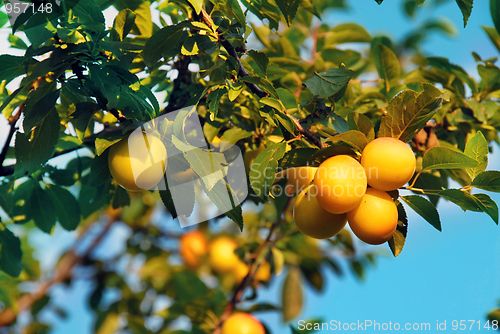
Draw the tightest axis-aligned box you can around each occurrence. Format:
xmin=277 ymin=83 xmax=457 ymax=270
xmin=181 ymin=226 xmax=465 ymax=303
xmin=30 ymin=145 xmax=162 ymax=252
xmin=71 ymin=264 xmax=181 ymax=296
xmin=1 ymin=1 xmax=499 ymax=333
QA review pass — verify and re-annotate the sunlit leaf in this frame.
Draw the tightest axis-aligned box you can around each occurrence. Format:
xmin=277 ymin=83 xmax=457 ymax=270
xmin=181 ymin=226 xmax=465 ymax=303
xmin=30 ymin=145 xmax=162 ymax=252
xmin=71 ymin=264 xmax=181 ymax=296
xmin=471 ymin=171 xmax=500 ymax=192
xmin=464 ymin=131 xmax=488 ymax=179
xmin=422 ymin=147 xmax=478 ymax=171
xmin=378 ymin=84 xmax=444 ymax=143
xmin=249 ymin=142 xmax=287 ymax=199
xmin=304 ymin=68 xmax=355 ymax=99
xmin=282 ymin=266 xmax=303 ymax=322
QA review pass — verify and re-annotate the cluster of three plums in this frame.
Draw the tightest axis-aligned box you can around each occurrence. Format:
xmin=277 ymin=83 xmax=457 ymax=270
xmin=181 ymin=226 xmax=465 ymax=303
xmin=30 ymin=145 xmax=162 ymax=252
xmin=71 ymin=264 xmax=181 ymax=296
xmin=289 ymin=137 xmax=417 ymax=245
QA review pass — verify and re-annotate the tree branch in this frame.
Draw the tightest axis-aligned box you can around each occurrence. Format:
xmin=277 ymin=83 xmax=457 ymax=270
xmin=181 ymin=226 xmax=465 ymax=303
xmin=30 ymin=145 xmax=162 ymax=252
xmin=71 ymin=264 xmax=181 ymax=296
xmin=0 ymin=213 xmax=119 ymax=328
xmin=211 ymin=223 xmax=278 ymax=334
xmin=0 ymin=125 xmax=126 ymax=177
xmin=161 ymin=56 xmax=193 ymax=115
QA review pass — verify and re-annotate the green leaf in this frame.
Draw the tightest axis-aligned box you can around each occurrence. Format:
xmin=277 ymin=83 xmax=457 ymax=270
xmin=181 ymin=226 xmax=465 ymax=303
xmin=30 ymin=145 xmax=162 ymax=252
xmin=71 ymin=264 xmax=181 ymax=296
xmin=439 ymin=189 xmax=481 ymax=212
xmin=304 ymin=68 xmax=355 ymax=99
xmin=226 ymin=0 xmax=246 ymax=27
xmin=159 ymin=177 xmax=178 ymax=219
xmin=0 ymin=55 xmax=26 ymax=83
xmin=482 ymin=26 xmax=500 ymax=54
xmin=378 ymin=85 xmax=444 ymax=143
xmin=240 ymin=76 xmax=279 ymax=98
xmin=347 ymin=113 xmax=375 ymax=141
xmin=473 ymin=193 xmax=498 ymax=224
xmin=95 ymin=131 xmax=124 ymax=156
xmin=14 ymin=108 xmax=60 ymax=177
xmin=491 ymin=0 xmax=500 ymax=35
xmin=249 ymin=142 xmax=287 ymax=199
xmin=187 ymin=0 xmax=203 ymax=14
xmin=326 ymin=23 xmax=371 ymax=44
xmin=112 ymin=186 xmax=131 ymax=209
xmin=318 ymin=111 xmax=349 ymax=134
xmin=143 ymin=23 xmax=185 ymax=67
xmin=372 ymin=43 xmax=401 ymax=93
xmin=422 ymin=146 xmax=479 ymax=171
xmin=247 ymin=50 xmax=269 ymax=76
xmin=89 ymin=150 xmax=112 ymax=187
xmin=181 ymin=40 xmax=199 ymax=56
xmin=73 ymin=0 xmax=105 ymax=24
xmin=401 ymin=195 xmax=441 ymax=231
xmin=282 ymin=266 xmax=303 ymax=322
xmin=0 ymin=228 xmax=23 ymax=277
xmin=95 ymin=312 xmax=120 ymax=334
xmin=207 ymin=87 xmax=226 ymax=117
xmin=30 ymin=184 xmax=57 ymax=233
xmin=275 ymin=0 xmax=300 ymax=26
xmin=112 ymin=9 xmax=136 ymax=41
xmin=219 ymin=128 xmax=253 ymax=147
xmin=278 ymin=148 xmax=321 ymax=169
xmin=329 ymin=130 xmax=368 ymax=152
xmin=72 ymin=102 xmax=101 ymax=141
xmin=425 ymin=57 xmax=476 ymax=91
xmin=172 ymin=137 xmax=227 ymax=191
xmin=8 ymin=34 xmax=28 ymax=50
xmin=455 ymin=0 xmax=473 ymax=27
xmin=23 ymin=88 xmax=60 ymax=132
xmin=46 ymin=185 xmax=81 ymax=231
xmin=464 ymin=131 xmax=488 ymax=179
xmin=388 ymin=201 xmax=408 ymax=257
xmin=471 ymin=171 xmax=500 ymax=192
xmin=226 ymin=80 xmax=244 ymax=101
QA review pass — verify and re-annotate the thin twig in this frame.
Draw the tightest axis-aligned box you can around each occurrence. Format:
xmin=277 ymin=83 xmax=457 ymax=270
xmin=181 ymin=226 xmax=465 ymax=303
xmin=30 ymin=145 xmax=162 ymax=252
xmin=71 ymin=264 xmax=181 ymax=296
xmin=211 ymin=223 xmax=278 ymax=334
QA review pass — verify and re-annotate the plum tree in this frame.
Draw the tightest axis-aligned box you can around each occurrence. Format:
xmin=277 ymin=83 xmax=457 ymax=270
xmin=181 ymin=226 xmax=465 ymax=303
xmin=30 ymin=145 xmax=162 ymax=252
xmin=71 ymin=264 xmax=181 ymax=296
xmin=0 ymin=0 xmax=499 ymax=332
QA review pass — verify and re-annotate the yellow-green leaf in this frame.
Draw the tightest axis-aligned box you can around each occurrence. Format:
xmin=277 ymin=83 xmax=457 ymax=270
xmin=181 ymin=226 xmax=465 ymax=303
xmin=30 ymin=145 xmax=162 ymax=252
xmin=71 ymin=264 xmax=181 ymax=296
xmin=422 ymin=147 xmax=478 ymax=171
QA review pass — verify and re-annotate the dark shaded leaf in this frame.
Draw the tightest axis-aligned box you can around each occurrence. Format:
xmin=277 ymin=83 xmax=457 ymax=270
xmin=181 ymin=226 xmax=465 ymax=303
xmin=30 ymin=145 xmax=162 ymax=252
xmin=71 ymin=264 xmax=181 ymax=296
xmin=388 ymin=201 xmax=408 ymax=257
xmin=401 ymin=195 xmax=441 ymax=231
xmin=14 ymin=108 xmax=60 ymax=177
xmin=0 ymin=228 xmax=22 ymax=277
xmin=46 ymin=185 xmax=81 ymax=231
xmin=455 ymin=0 xmax=473 ymax=27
